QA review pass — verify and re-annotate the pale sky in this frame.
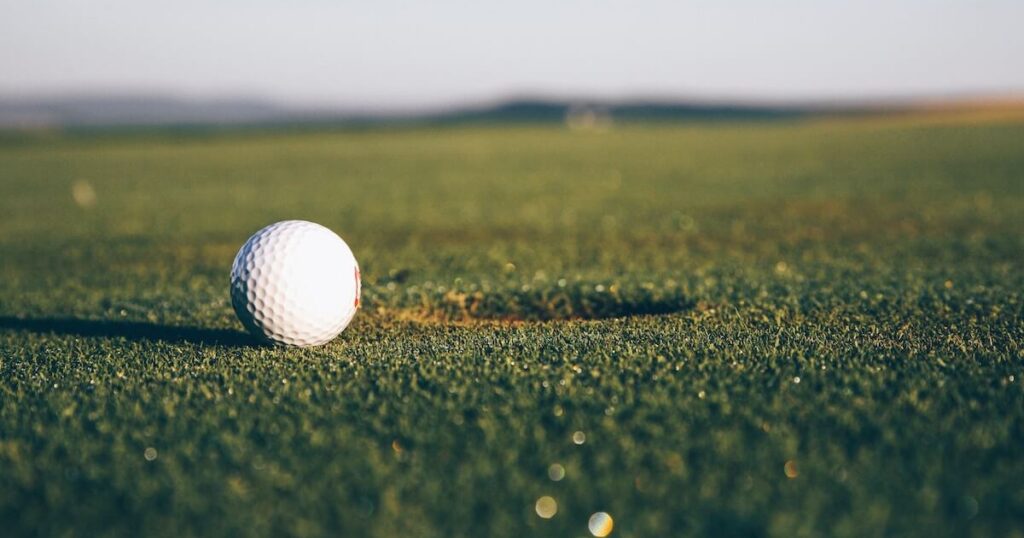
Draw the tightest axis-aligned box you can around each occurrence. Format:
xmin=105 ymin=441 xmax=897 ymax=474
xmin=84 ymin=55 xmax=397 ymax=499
xmin=2 ymin=0 xmax=1022 ymax=110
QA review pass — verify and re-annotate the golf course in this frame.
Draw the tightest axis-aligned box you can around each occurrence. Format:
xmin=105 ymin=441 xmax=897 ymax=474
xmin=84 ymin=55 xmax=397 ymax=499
xmin=1 ymin=114 xmax=1022 ymax=536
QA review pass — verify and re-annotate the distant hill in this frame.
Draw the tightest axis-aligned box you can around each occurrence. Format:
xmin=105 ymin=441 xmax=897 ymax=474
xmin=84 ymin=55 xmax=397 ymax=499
xmin=435 ymin=99 xmax=815 ymax=124
xmin=2 ymin=93 xmax=1019 ymax=129
xmin=0 ymin=95 xmax=298 ymax=128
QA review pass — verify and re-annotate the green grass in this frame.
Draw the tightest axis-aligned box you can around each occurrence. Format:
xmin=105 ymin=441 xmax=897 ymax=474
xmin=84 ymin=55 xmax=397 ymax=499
xmin=1 ymin=118 xmax=1023 ymax=537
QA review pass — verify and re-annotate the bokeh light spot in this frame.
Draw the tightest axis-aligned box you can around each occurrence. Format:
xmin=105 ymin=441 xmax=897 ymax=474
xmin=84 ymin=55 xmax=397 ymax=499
xmin=535 ymin=496 xmax=558 ymax=519
xmin=71 ymin=180 xmax=97 ymax=208
xmin=588 ymin=512 xmax=614 ymax=536
xmin=784 ymin=460 xmax=798 ymax=479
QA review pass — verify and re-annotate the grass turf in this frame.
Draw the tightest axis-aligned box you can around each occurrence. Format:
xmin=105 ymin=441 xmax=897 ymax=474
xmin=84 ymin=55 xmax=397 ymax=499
xmin=1 ymin=118 xmax=1022 ymax=537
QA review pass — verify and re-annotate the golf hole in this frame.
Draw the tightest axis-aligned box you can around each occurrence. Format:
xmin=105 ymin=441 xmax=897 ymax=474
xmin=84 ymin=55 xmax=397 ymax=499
xmin=373 ymin=285 xmax=695 ymax=322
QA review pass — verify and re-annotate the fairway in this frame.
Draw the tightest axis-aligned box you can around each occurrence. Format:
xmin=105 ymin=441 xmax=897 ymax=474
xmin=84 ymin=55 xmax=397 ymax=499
xmin=1 ymin=118 xmax=1023 ymax=536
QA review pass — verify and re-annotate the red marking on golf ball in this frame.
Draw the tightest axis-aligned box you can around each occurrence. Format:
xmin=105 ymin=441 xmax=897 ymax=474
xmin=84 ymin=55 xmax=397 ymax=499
xmin=354 ymin=267 xmax=361 ymax=307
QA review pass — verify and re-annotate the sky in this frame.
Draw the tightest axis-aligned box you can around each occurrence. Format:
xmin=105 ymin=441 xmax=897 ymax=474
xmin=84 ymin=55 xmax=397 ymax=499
xmin=1 ymin=0 xmax=1022 ymax=110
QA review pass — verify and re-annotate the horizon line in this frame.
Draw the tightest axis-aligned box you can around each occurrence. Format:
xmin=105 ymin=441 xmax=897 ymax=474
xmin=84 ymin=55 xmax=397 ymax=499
xmin=2 ymin=88 xmax=1024 ymax=114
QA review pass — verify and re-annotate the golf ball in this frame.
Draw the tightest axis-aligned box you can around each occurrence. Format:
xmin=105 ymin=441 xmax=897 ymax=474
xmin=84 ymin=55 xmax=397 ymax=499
xmin=230 ymin=220 xmax=360 ymax=346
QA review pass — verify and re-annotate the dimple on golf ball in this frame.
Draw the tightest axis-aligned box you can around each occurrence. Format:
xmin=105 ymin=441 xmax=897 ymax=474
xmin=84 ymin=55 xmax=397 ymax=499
xmin=230 ymin=220 xmax=360 ymax=346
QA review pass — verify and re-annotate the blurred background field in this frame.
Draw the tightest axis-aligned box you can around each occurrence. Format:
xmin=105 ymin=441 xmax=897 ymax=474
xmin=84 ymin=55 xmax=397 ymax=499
xmin=1 ymin=114 xmax=1023 ymax=536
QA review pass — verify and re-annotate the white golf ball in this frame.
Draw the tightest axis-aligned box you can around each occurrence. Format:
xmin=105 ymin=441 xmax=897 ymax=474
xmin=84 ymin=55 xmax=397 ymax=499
xmin=230 ymin=220 xmax=360 ymax=346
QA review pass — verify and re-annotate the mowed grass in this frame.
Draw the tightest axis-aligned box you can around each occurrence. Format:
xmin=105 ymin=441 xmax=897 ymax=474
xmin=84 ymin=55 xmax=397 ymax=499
xmin=0 ymin=118 xmax=1022 ymax=537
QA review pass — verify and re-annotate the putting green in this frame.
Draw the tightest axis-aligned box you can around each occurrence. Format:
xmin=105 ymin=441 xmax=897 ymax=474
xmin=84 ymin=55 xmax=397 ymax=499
xmin=1 ymin=118 xmax=1022 ymax=536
